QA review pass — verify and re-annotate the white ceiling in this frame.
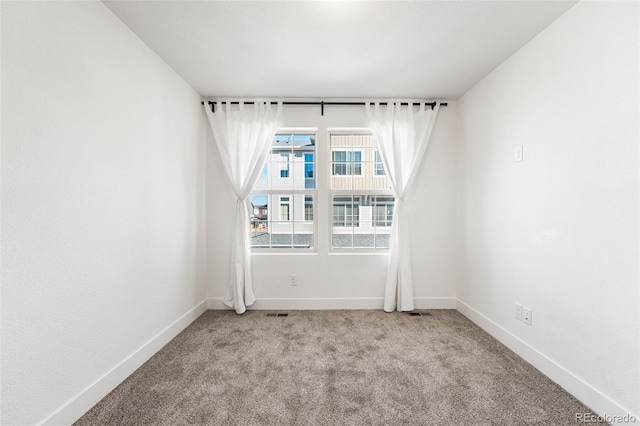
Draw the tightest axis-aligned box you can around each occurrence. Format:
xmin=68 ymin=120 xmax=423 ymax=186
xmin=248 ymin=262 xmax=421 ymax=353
xmin=104 ymin=1 xmax=576 ymax=100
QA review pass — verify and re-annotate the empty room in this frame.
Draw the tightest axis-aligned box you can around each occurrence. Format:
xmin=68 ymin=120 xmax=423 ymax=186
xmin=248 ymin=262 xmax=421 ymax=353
xmin=1 ymin=0 xmax=638 ymax=425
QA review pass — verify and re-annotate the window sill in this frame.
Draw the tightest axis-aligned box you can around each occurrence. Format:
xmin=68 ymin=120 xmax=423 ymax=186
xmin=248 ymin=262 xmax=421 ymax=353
xmin=251 ymin=251 xmax=318 ymax=256
xmin=328 ymin=250 xmax=389 ymax=256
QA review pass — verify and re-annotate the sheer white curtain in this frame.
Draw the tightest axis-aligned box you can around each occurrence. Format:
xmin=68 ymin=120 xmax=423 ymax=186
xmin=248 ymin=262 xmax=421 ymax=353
xmin=204 ymin=101 xmax=282 ymax=314
xmin=366 ymin=102 xmax=440 ymax=312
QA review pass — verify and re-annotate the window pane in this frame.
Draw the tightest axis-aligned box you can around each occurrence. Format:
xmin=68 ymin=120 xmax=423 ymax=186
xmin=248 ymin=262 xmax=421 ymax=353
xmin=333 ymin=196 xmax=359 ymax=227
xmin=250 ymin=194 xmax=269 ymax=248
xmin=375 ymin=234 xmax=390 ymax=249
xmin=373 ymin=195 xmax=393 ymax=248
xmin=266 ymin=133 xmax=316 ymax=191
xmin=304 ymin=153 xmax=315 ymax=189
xmin=270 ymin=222 xmax=292 ymax=248
xmin=269 ymin=140 xmax=289 ymax=190
xmin=374 ymin=151 xmax=385 ymax=176
xmin=330 ymin=135 xmax=369 ymax=191
xmin=255 ymin=164 xmax=269 ymax=189
xmin=331 ymin=193 xmax=393 ymax=250
xmin=274 ymin=134 xmax=293 ymax=144
xmin=372 ymin=196 xmax=394 ymax=227
xmin=353 ymin=227 xmax=375 ymax=248
xmin=297 ymin=233 xmax=314 ymax=248
xmin=293 ymin=194 xmax=314 ymax=249
xmin=293 ymin=134 xmax=314 ymax=149
xmin=332 ymin=234 xmax=353 ymax=248
xmin=332 ymin=195 xmax=364 ymax=249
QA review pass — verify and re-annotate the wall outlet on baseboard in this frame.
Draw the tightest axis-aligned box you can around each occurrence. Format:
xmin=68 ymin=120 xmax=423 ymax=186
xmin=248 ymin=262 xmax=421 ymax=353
xmin=515 ymin=303 xmax=523 ymax=321
xmin=523 ymin=307 xmax=532 ymax=326
xmin=290 ymin=274 xmax=298 ymax=286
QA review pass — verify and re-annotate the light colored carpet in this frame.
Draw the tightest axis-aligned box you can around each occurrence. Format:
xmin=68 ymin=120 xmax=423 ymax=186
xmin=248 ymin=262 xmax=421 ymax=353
xmin=75 ymin=310 xmax=603 ymax=425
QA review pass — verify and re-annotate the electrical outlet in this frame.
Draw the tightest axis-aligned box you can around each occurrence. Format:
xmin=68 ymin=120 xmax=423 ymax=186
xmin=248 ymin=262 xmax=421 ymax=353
xmin=515 ymin=145 xmax=523 ymax=162
xmin=290 ymin=274 xmax=298 ymax=286
xmin=523 ymin=307 xmax=532 ymax=325
xmin=515 ymin=303 xmax=523 ymax=321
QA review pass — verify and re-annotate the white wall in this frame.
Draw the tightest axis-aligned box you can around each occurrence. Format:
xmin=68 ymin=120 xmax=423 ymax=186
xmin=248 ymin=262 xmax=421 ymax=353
xmin=457 ymin=1 xmax=638 ymax=419
xmin=1 ymin=2 xmax=206 ymax=424
xmin=207 ymin=103 xmax=457 ymax=309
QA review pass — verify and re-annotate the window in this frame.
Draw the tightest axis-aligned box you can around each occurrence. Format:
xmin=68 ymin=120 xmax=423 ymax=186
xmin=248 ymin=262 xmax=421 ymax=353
xmin=332 ymin=196 xmax=360 ymax=227
xmin=374 ymin=151 xmax=385 ymax=176
xmin=373 ymin=197 xmax=394 ymax=227
xmin=250 ymin=130 xmax=392 ymax=252
xmin=280 ymin=196 xmax=290 ymax=221
xmin=330 ymin=133 xmax=394 ymax=250
xmin=305 ymin=195 xmax=314 ymax=221
xmin=304 ymin=153 xmax=314 ymax=189
xmin=280 ymin=153 xmax=290 ymax=178
xmin=332 ymin=150 xmax=362 ymax=176
xmin=250 ymin=132 xmax=316 ymax=250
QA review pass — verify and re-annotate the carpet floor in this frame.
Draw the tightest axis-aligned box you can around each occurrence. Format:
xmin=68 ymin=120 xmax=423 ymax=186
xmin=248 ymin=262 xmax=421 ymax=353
xmin=75 ymin=310 xmax=603 ymax=425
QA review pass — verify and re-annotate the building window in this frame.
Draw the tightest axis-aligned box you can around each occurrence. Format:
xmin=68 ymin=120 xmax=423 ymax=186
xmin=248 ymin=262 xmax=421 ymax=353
xmin=330 ymin=133 xmax=394 ymax=250
xmin=280 ymin=153 xmax=290 ymax=178
xmin=332 ymin=196 xmax=360 ymax=227
xmin=305 ymin=195 xmax=314 ymax=221
xmin=250 ymin=132 xmax=316 ymax=250
xmin=280 ymin=196 xmax=290 ymax=221
xmin=374 ymin=151 xmax=385 ymax=176
xmin=304 ymin=153 xmax=314 ymax=189
xmin=331 ymin=151 xmax=362 ymax=176
xmin=373 ymin=197 xmax=394 ymax=227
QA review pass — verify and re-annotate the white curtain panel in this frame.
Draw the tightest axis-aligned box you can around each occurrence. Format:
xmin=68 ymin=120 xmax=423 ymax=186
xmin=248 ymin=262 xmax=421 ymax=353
xmin=366 ymin=102 xmax=440 ymax=312
xmin=204 ymin=101 xmax=282 ymax=314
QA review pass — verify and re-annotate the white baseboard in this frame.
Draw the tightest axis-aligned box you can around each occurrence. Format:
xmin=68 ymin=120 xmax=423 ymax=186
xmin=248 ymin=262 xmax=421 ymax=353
xmin=456 ymin=299 xmax=638 ymax=426
xmin=414 ymin=297 xmax=457 ymax=309
xmin=40 ymin=300 xmax=208 ymax=426
xmin=206 ymin=296 xmax=456 ymax=311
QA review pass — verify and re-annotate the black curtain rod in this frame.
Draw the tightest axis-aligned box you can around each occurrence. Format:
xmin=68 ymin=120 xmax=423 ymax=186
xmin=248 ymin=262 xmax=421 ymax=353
xmin=200 ymin=100 xmax=448 ymax=116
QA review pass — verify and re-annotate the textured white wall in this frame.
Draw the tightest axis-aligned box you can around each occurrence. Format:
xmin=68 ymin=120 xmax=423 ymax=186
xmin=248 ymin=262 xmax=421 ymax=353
xmin=206 ymin=104 xmax=457 ymax=307
xmin=1 ymin=2 xmax=206 ymax=424
xmin=457 ymin=1 xmax=639 ymax=418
